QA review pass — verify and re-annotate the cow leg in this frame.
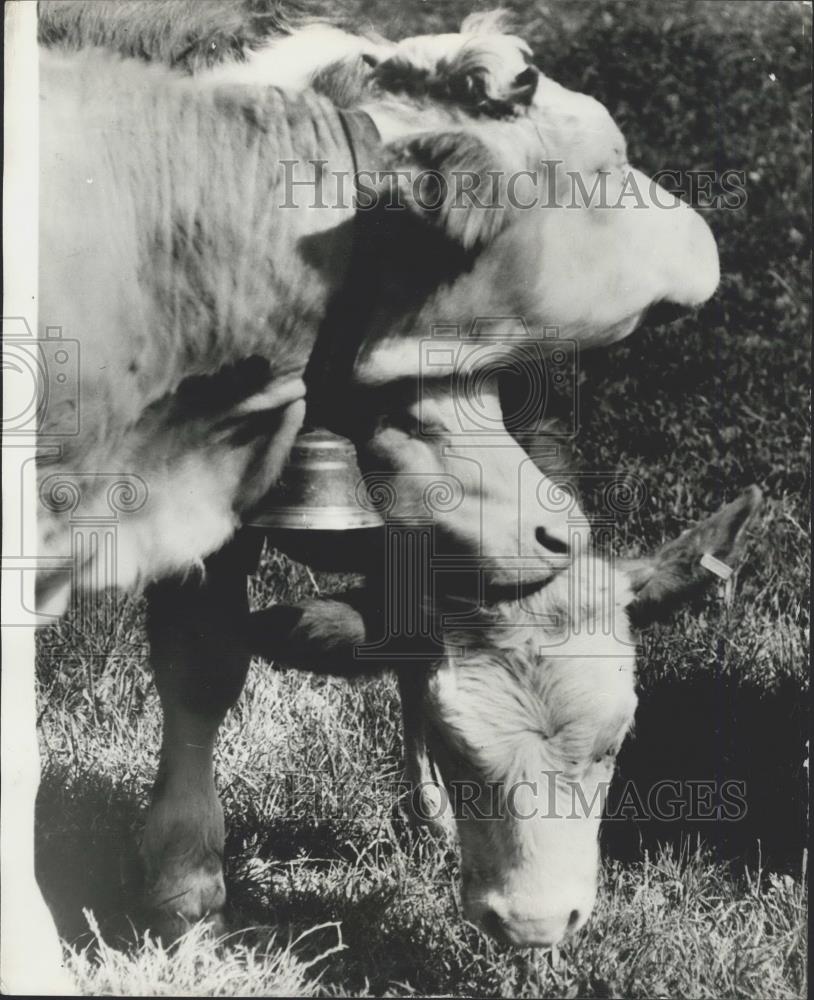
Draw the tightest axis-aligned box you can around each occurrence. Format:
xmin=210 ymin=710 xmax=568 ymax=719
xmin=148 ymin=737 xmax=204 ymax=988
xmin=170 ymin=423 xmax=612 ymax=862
xmin=141 ymin=529 xmax=263 ymax=938
xmin=397 ymin=668 xmax=454 ymax=838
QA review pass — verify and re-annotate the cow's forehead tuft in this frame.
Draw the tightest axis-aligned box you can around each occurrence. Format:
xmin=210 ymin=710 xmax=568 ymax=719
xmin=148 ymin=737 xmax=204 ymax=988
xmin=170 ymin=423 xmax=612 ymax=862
xmin=439 ymin=554 xmax=637 ymax=712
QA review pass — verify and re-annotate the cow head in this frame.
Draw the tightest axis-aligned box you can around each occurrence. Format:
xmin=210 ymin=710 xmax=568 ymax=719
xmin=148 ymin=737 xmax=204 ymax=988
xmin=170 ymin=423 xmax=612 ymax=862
xmin=285 ymin=13 xmax=721 ymax=383
xmin=348 ymin=107 xmax=719 ymax=384
xmin=423 ymin=487 xmax=761 ymax=946
xmin=252 ymin=487 xmax=761 ymax=947
xmin=425 ymin=553 xmax=636 ymax=946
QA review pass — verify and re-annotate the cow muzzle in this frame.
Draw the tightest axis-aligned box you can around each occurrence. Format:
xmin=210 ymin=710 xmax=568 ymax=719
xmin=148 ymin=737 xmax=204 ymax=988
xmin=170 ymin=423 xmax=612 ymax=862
xmin=465 ymin=884 xmax=594 ymax=948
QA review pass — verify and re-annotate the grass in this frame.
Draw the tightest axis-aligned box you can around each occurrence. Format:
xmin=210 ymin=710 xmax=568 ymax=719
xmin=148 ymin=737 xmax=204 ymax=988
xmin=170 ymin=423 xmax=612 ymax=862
xmin=34 ymin=0 xmax=810 ymax=996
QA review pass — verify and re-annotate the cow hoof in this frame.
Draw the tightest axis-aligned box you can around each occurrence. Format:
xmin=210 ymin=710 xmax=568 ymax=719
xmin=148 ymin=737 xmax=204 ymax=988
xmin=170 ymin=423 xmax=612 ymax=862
xmin=150 ymin=904 xmax=228 ymax=945
xmin=145 ymin=864 xmax=227 ymax=942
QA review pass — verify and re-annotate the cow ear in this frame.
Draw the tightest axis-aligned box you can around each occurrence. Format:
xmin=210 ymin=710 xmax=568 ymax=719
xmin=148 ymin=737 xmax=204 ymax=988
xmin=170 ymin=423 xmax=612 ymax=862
xmin=378 ymin=129 xmax=521 ymax=250
xmin=621 ymin=486 xmax=763 ymax=627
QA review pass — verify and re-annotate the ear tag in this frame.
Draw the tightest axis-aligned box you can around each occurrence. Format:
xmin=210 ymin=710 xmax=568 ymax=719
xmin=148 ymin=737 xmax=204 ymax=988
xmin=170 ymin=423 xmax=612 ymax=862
xmin=700 ymin=552 xmax=734 ymax=581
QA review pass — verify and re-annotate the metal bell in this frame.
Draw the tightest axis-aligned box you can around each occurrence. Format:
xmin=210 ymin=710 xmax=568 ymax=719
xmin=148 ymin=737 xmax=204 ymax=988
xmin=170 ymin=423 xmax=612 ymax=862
xmin=247 ymin=426 xmax=384 ymax=531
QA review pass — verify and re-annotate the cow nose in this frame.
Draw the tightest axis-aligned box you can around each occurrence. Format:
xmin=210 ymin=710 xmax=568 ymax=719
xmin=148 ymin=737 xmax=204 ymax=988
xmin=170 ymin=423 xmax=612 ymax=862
xmin=479 ymin=899 xmax=583 ymax=948
xmin=535 ymin=525 xmax=570 ymax=557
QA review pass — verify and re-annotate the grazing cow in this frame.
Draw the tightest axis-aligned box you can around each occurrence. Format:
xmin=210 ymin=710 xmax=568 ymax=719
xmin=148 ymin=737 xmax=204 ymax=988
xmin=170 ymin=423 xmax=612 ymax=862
xmin=250 ymin=487 xmax=762 ymax=947
xmin=13 ymin=3 xmax=721 ymax=986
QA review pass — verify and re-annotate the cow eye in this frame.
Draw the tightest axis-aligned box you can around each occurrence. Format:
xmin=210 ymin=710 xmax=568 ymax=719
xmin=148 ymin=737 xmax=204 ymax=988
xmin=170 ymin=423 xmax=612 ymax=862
xmin=514 ymin=66 xmax=538 ymax=89
xmin=379 ymin=410 xmax=417 ymax=435
xmin=594 ymin=746 xmax=618 ymax=765
xmin=416 ymin=415 xmax=446 ymax=438
xmin=382 ymin=406 xmax=446 ymax=438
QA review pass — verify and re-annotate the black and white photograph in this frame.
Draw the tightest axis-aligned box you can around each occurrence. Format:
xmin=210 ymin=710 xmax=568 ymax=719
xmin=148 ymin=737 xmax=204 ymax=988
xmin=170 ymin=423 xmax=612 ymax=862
xmin=2 ymin=0 xmax=810 ymax=995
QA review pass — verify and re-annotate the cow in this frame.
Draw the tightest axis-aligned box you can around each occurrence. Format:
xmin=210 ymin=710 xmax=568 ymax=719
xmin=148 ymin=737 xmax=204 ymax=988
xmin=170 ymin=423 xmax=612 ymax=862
xmin=249 ymin=487 xmax=762 ymax=947
xmin=36 ymin=15 xmax=720 ymax=604
xmin=7 ymin=3 xmax=721 ymax=989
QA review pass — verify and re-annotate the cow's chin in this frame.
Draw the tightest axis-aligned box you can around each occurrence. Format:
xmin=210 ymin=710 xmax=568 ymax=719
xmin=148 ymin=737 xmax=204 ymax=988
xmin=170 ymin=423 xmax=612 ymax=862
xmin=618 ymin=300 xmax=699 ymax=339
xmin=601 ymin=310 xmax=645 ymax=344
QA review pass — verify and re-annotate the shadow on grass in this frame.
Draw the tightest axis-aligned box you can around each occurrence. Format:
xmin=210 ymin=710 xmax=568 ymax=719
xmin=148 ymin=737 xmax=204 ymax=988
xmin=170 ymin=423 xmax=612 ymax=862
xmin=603 ymin=671 xmax=808 ymax=871
xmin=35 ymin=779 xmax=461 ymax=993
xmin=34 ymin=774 xmax=445 ymax=971
xmin=225 ymin=877 xmax=464 ymax=997
xmin=35 ymin=770 xmax=147 ymax=950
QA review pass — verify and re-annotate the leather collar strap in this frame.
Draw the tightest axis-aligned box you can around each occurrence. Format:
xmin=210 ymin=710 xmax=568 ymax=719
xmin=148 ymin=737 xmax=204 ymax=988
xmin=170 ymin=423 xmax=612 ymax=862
xmin=303 ymin=108 xmax=382 ymax=433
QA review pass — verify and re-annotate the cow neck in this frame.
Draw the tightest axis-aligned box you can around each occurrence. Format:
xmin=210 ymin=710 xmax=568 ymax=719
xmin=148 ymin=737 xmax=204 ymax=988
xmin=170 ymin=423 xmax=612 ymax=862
xmin=302 ymin=107 xmax=381 ymax=437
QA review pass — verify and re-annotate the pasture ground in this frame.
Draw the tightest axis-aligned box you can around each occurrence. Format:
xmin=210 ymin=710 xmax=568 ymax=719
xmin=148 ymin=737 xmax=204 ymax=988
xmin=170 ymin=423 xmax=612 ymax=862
xmin=34 ymin=1 xmax=810 ymax=996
